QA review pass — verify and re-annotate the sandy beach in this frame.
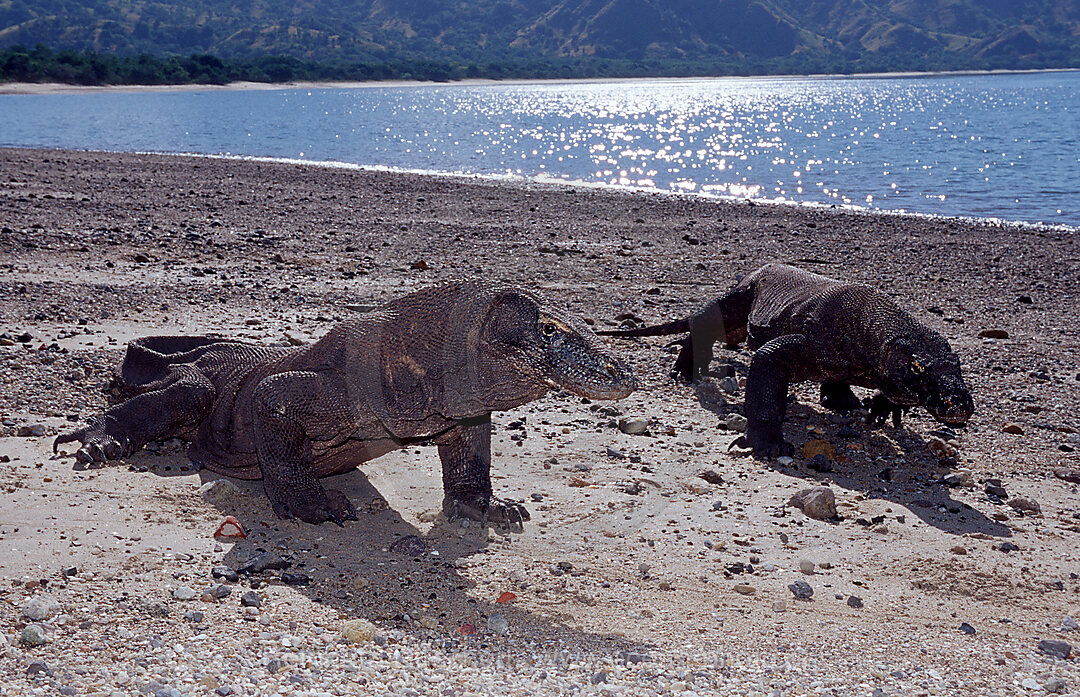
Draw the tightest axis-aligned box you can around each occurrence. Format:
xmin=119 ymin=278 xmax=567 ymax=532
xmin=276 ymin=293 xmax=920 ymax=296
xmin=0 ymin=147 xmax=1078 ymax=695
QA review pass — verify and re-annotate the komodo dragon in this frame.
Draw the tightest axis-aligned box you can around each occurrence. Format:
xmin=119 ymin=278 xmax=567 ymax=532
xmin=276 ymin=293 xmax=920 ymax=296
xmin=55 ymin=280 xmax=635 ymax=526
xmin=599 ymin=263 xmax=973 ymax=457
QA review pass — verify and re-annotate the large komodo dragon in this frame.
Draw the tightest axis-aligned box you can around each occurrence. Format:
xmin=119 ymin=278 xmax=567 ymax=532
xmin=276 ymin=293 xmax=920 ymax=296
xmin=55 ymin=281 xmax=635 ymax=526
xmin=600 ymin=263 xmax=973 ymax=457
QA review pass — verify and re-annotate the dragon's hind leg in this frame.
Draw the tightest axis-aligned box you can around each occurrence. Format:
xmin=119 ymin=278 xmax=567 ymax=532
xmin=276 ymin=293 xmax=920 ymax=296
xmin=731 ymin=334 xmax=814 ymax=458
xmin=437 ymin=415 xmax=530 ymax=531
xmin=54 ymin=366 xmax=214 ymax=465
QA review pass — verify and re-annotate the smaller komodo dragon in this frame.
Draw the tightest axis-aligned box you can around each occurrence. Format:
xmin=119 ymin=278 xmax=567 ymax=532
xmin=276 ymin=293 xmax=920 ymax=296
xmin=55 ymin=281 xmax=635 ymax=526
xmin=599 ymin=263 xmax=973 ymax=457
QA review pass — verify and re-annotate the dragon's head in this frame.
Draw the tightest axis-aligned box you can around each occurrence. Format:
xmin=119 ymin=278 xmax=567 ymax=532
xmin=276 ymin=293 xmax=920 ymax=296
xmin=881 ymin=333 xmax=974 ymax=425
xmin=483 ymin=289 xmax=636 ymax=400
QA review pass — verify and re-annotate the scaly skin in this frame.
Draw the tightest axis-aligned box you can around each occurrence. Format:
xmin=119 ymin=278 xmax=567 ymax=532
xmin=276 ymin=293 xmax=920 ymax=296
xmin=55 ymin=281 xmax=636 ymax=527
xmin=600 ymin=264 xmax=974 ymax=457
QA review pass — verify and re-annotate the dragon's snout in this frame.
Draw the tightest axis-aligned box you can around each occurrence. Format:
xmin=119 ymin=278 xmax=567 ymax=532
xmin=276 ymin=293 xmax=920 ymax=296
xmin=926 ymin=387 xmax=974 ymax=425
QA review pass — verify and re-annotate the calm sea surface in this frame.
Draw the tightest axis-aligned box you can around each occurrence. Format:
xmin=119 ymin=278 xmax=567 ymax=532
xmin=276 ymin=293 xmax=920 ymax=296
xmin=2 ymin=72 xmax=1078 ymax=228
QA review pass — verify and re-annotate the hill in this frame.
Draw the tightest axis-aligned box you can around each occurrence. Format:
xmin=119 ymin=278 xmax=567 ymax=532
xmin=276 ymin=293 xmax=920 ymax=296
xmin=1 ymin=0 xmax=1078 ymax=75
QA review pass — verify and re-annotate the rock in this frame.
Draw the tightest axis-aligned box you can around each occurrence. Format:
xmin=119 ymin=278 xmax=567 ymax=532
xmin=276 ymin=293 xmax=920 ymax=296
xmin=238 ymin=552 xmax=290 ymax=575
xmin=942 ymin=471 xmax=973 ymax=487
xmin=1038 ymin=639 xmax=1072 ymax=659
xmin=718 ymin=377 xmax=739 ymax=394
xmin=733 ymin=584 xmax=756 ymax=595
xmin=978 ymin=329 xmax=1009 ymax=339
xmin=787 ymin=486 xmax=837 ymax=520
xmin=776 ymin=456 xmax=794 ymax=466
xmin=266 ymin=658 xmax=286 ymax=674
xmin=590 ymin=672 xmax=608 ymax=685
xmin=20 ymin=624 xmax=48 ymax=646
xmin=799 ymin=560 xmax=815 ymax=575
xmin=17 ymin=424 xmax=47 ymax=437
xmin=718 ymin=414 xmax=747 ymax=432
xmin=1007 ymin=497 xmax=1042 ymax=515
xmin=698 ymin=469 xmax=724 ymax=486
xmin=996 ymin=541 xmax=1020 ymax=553
xmin=950 ymin=545 xmax=968 ymax=555
xmin=788 ymin=580 xmax=813 ymax=600
xmin=605 ymin=446 xmax=626 ymax=459
xmin=208 ymin=584 xmax=232 ymax=599
xmin=486 ymin=613 xmax=510 ymax=636
xmin=1060 ymin=616 xmax=1079 ymax=632
xmin=1044 ymin=676 xmax=1068 ymax=693
xmin=618 ymin=651 xmax=651 ymax=664
xmin=1021 ymin=678 xmax=1040 ymax=690
xmin=197 ymin=479 xmax=243 ymax=508
xmin=618 ymin=417 xmax=649 ymax=435
xmin=928 ymin=437 xmax=958 ymax=460
xmin=389 ymin=534 xmax=427 ymax=557
xmin=806 ymin=454 xmax=833 ymax=472
xmin=959 ymin=622 xmax=976 ymax=635
xmin=26 ymin=659 xmax=52 ymax=676
xmin=172 ymin=586 xmax=197 ymax=601
xmin=847 ymin=596 xmax=863 ymax=608
xmin=1053 ymin=468 xmax=1080 ymax=484
xmin=280 ymin=572 xmax=310 ymax=586
xmin=984 ymin=479 xmax=1009 ymax=498
xmin=802 ymin=439 xmax=837 ymax=461
xmin=1001 ymin=422 xmax=1024 ymax=435
xmin=22 ymin=595 xmax=61 ymax=621
xmin=341 ymin=619 xmax=376 ymax=643
xmin=211 ymin=565 xmax=240 ymax=583
xmin=184 ymin=611 xmax=205 ymax=623
xmin=240 ymin=591 xmax=262 ymax=608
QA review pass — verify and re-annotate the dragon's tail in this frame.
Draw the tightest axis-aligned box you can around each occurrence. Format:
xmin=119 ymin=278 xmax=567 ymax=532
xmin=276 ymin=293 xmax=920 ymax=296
xmin=596 ymin=318 xmax=690 ymax=337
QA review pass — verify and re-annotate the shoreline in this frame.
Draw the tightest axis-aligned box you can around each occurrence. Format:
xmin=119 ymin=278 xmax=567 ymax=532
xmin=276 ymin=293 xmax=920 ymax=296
xmin=1 ymin=66 xmax=1077 ymax=95
xmin=13 ymin=144 xmax=1079 ymax=234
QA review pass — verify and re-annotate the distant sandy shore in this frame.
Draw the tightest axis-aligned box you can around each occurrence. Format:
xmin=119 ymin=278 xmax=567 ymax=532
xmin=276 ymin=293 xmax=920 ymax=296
xmin=2 ymin=67 xmax=1077 ymax=95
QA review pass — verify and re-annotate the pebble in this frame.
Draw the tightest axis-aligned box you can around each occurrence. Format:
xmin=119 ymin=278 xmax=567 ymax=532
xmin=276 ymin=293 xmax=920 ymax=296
xmin=733 ymin=584 xmax=756 ymax=595
xmin=958 ymin=622 xmax=975 ymax=635
xmin=1038 ymin=639 xmax=1072 ymax=659
xmin=172 ymin=586 xmax=197 ymax=601
xmin=25 ymin=660 xmax=52 ymax=676
xmin=799 ymin=560 xmax=815 ymax=575
xmin=718 ymin=377 xmax=739 ymax=394
xmin=240 ymin=591 xmax=262 ymax=608
xmin=266 ymin=658 xmax=286 ymax=674
xmin=1045 ymin=676 xmax=1068 ymax=693
xmin=20 ymin=624 xmax=48 ymax=646
xmin=211 ymin=565 xmax=240 ymax=583
xmin=341 ymin=619 xmax=376 ymax=643
xmin=1008 ymin=497 xmax=1042 ymax=515
xmin=1054 ymin=468 xmax=1080 ymax=484
xmin=1001 ymin=422 xmax=1024 ymax=435
xmin=22 ymin=594 xmax=62 ymax=621
xmin=197 ymin=478 xmax=244 ymax=507
xmin=846 ymin=596 xmax=863 ymax=608
xmin=487 ymin=613 xmax=510 ymax=635
xmin=788 ymin=580 xmax=813 ymax=600
xmin=718 ymin=413 xmax=747 ymax=432
xmin=787 ymin=486 xmax=837 ymax=520
xmin=978 ymin=328 xmax=1009 ymax=339
xmin=280 ymin=572 xmax=311 ymax=586
xmin=776 ymin=456 xmax=794 ymax=466
xmin=618 ymin=416 xmax=649 ymax=434
xmin=1060 ymin=616 xmax=1079 ymax=632
xmin=1021 ymin=677 xmax=1040 ymax=690
xmin=238 ymin=552 xmax=290 ymax=575
xmin=208 ymin=584 xmax=232 ymax=599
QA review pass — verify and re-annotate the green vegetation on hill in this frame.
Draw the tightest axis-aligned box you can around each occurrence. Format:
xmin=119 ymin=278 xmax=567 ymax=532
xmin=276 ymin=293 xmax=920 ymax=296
xmin=1 ymin=0 xmax=1078 ymax=84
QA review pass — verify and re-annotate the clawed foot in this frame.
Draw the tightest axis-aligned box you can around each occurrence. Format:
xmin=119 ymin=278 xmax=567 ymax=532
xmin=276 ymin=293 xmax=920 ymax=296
xmin=729 ymin=421 xmax=796 ymax=459
xmin=53 ymin=417 xmax=134 ymax=465
xmin=270 ymin=488 xmax=358 ymax=526
xmin=443 ymin=492 xmax=531 ymax=531
xmin=864 ymin=393 xmax=908 ymax=428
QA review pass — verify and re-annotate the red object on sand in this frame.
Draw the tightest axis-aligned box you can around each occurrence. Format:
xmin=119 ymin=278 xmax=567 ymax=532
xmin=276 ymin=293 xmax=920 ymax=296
xmin=457 ymin=623 xmax=478 ymax=635
xmin=214 ymin=515 xmax=246 ymax=538
xmin=496 ymin=591 xmax=517 ymax=604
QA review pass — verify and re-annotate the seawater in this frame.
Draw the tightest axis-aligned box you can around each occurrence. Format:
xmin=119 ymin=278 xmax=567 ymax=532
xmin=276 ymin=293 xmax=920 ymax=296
xmin=1 ymin=72 xmax=1078 ymax=228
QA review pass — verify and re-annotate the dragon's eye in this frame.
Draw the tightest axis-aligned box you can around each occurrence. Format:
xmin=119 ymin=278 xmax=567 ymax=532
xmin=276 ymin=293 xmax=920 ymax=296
xmin=911 ymin=357 xmax=926 ymax=375
xmin=541 ymin=322 xmax=558 ymax=337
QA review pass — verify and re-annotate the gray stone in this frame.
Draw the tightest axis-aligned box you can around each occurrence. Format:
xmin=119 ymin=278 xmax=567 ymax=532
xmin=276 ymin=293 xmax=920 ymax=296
xmin=847 ymin=596 xmax=864 ymax=608
xmin=1039 ymin=639 xmax=1072 ymax=659
xmin=22 ymin=595 xmax=62 ymax=621
xmin=240 ymin=591 xmax=262 ymax=608
xmin=172 ymin=586 xmax=197 ymax=601
xmin=1007 ymin=497 xmax=1042 ymax=515
xmin=208 ymin=584 xmax=232 ymax=599
xmin=486 ymin=613 xmax=509 ymax=635
xmin=26 ymin=659 xmax=52 ymax=676
xmin=1045 ymin=676 xmax=1067 ymax=694
xmin=1060 ymin=616 xmax=1079 ymax=632
xmin=618 ymin=417 xmax=649 ymax=435
xmin=197 ymin=479 xmax=243 ymax=508
xmin=211 ymin=565 xmax=240 ymax=583
xmin=238 ymin=552 xmax=290 ymax=575
xmin=719 ymin=377 xmax=739 ymax=394
xmin=590 ymin=671 xmax=608 ymax=685
xmin=20 ymin=624 xmax=48 ymax=646
xmin=266 ymin=658 xmax=286 ymax=674
xmin=718 ymin=414 xmax=748 ymax=432
xmin=787 ymin=486 xmax=837 ymax=520
xmin=788 ymin=580 xmax=814 ymax=600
